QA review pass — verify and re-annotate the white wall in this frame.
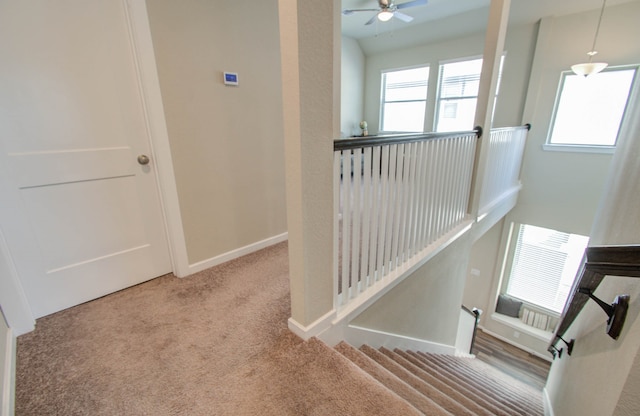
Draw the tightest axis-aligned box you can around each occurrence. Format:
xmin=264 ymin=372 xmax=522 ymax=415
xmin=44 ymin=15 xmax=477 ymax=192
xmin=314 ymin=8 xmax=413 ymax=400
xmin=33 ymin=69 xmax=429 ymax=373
xmin=614 ymin=345 xmax=640 ymax=416
xmin=462 ymin=219 xmax=503 ymax=313
xmin=146 ymin=0 xmax=287 ymax=265
xmin=512 ymin=1 xmax=640 ymax=236
xmin=341 ymin=36 xmax=365 ymax=138
xmin=544 ymin=7 xmax=640 ymax=410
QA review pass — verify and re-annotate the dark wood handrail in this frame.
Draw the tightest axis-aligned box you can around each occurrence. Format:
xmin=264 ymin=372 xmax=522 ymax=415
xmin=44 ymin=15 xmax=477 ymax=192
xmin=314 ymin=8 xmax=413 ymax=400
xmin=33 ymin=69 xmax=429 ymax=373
xmin=461 ymin=305 xmax=475 ymax=317
xmin=333 ymin=129 xmax=480 ymax=151
xmin=551 ymin=245 xmax=640 ymax=351
xmin=488 ymin=123 xmax=531 ymax=133
xmin=333 ymin=124 xmax=531 ymax=151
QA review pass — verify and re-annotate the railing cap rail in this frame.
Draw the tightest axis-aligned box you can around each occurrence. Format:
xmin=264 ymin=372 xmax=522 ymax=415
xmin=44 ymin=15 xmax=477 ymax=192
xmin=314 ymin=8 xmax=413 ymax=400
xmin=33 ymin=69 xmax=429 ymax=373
xmin=334 ymin=124 xmax=531 ymax=151
xmin=334 ymin=129 xmax=479 ymax=151
xmin=487 ymin=124 xmax=532 ymax=133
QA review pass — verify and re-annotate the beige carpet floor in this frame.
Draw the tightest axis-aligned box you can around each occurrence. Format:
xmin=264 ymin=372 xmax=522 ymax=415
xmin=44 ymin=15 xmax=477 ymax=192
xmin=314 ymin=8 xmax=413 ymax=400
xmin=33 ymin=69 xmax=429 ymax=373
xmin=16 ymin=242 xmax=420 ymax=415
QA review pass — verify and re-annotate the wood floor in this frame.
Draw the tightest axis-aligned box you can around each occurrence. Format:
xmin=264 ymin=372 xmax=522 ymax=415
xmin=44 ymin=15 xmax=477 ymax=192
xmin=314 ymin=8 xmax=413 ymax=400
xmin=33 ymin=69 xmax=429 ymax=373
xmin=471 ymin=329 xmax=551 ymax=391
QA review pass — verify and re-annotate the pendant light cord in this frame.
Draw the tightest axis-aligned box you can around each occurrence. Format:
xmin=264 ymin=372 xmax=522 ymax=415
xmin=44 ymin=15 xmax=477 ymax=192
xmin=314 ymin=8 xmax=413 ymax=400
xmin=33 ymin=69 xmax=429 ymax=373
xmin=589 ymin=0 xmax=608 ymax=59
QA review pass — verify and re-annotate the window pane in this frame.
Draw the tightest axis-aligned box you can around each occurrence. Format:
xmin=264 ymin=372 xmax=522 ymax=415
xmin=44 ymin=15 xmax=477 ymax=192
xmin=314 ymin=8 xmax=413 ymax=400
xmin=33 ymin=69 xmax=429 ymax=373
xmin=380 ymin=66 xmax=429 ymax=133
xmin=549 ymin=69 xmax=636 ymax=147
xmin=506 ymin=224 xmax=589 ymax=314
xmin=435 ymin=57 xmax=504 ymax=132
xmin=382 ymin=101 xmax=426 ymax=132
xmin=384 ymin=67 xmax=429 ymax=102
xmin=436 ymin=98 xmax=477 ymax=132
xmin=439 ymin=58 xmax=482 ymax=99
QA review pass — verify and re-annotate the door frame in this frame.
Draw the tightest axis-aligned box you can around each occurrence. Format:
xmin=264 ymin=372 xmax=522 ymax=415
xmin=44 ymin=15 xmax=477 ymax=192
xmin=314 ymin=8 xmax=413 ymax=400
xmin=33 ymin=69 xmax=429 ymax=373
xmin=0 ymin=0 xmax=190 ymax=335
xmin=123 ymin=0 xmax=189 ymax=276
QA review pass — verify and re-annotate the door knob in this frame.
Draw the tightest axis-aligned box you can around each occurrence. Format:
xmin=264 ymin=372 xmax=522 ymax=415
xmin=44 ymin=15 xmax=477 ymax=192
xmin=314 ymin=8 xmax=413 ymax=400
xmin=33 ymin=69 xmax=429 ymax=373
xmin=137 ymin=154 xmax=150 ymax=165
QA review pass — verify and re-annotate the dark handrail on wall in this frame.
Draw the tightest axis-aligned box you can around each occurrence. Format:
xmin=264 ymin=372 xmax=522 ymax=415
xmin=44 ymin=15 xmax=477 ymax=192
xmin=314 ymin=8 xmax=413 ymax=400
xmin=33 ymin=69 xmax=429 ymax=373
xmin=550 ymin=245 xmax=640 ymax=355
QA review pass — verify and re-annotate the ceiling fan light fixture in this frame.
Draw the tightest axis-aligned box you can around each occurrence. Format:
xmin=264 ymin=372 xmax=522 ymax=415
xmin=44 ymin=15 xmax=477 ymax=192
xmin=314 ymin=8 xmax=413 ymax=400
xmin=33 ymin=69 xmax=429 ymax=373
xmin=377 ymin=10 xmax=394 ymax=22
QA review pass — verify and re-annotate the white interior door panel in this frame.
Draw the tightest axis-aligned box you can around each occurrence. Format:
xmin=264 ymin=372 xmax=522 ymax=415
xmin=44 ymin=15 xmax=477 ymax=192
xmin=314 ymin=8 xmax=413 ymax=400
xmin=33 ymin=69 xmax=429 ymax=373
xmin=0 ymin=0 xmax=172 ymax=317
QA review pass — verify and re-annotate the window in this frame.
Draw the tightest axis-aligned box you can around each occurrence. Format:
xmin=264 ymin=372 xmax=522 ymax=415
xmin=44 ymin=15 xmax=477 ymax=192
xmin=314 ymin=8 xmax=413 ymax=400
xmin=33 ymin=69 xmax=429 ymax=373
xmin=435 ymin=58 xmax=482 ymax=132
xmin=380 ymin=66 xmax=429 ymax=133
xmin=547 ymin=66 xmax=638 ymax=149
xmin=434 ymin=56 xmax=505 ymax=132
xmin=504 ymin=224 xmax=589 ymax=314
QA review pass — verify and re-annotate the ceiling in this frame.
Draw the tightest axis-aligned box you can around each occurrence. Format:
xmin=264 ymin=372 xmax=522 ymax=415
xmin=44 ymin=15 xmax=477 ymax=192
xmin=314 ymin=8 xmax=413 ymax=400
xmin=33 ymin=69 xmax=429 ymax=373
xmin=342 ymin=0 xmax=637 ymax=44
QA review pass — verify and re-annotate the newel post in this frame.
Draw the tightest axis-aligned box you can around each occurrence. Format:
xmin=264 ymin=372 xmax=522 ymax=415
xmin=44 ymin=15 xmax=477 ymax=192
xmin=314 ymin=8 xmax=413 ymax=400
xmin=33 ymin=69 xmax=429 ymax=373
xmin=468 ymin=0 xmax=511 ymax=219
xmin=278 ymin=0 xmax=340 ymax=337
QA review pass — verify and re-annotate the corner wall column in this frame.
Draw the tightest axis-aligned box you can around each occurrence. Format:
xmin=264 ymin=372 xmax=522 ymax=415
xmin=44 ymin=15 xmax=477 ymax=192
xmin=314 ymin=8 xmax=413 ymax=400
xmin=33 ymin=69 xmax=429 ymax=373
xmin=469 ymin=0 xmax=511 ymax=217
xmin=278 ymin=0 xmax=340 ymax=331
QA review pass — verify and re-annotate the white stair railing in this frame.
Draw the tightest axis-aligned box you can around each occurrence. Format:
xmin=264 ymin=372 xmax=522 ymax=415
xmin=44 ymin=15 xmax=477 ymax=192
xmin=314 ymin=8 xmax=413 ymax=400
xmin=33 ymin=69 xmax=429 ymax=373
xmin=334 ymin=131 xmax=478 ymax=310
xmin=477 ymin=124 xmax=530 ymax=216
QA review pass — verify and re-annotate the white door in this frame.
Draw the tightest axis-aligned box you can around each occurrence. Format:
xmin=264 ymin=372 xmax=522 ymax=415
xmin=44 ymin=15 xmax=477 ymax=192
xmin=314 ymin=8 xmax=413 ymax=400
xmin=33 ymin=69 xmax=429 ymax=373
xmin=0 ymin=0 xmax=172 ymax=317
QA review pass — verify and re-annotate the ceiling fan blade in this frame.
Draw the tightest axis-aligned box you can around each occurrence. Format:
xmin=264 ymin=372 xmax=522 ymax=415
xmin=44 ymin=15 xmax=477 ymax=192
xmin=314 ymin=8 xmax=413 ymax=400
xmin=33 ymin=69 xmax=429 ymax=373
xmin=396 ymin=0 xmax=427 ymax=10
xmin=343 ymin=8 xmax=381 ymax=15
xmin=364 ymin=14 xmax=377 ymax=25
xmin=393 ymin=11 xmax=414 ymax=22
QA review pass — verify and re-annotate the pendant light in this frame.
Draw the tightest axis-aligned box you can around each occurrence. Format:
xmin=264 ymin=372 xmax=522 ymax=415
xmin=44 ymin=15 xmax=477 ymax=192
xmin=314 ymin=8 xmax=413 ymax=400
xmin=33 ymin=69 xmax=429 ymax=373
xmin=571 ymin=0 xmax=609 ymax=77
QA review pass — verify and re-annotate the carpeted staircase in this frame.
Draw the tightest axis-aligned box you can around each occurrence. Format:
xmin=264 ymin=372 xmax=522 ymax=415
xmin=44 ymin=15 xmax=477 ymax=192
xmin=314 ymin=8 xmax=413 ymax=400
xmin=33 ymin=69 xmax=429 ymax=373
xmin=335 ymin=342 xmax=544 ymax=416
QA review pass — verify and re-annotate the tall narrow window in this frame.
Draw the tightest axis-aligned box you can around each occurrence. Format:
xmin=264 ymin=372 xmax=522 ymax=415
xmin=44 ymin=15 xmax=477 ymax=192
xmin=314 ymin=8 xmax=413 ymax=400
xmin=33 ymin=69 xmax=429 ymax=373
xmin=380 ymin=66 xmax=429 ymax=133
xmin=505 ymin=224 xmax=589 ymax=314
xmin=435 ymin=57 xmax=504 ymax=132
xmin=547 ymin=66 xmax=637 ymax=149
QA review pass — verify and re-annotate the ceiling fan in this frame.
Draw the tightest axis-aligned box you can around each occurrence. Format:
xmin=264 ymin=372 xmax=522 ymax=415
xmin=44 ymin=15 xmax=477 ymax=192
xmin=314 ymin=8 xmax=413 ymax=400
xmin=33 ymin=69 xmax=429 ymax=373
xmin=342 ymin=0 xmax=428 ymax=26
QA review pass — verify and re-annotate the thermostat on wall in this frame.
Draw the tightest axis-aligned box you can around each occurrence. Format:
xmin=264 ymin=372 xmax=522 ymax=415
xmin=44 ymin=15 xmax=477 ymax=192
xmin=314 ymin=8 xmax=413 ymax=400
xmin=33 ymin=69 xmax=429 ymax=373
xmin=223 ymin=72 xmax=239 ymax=86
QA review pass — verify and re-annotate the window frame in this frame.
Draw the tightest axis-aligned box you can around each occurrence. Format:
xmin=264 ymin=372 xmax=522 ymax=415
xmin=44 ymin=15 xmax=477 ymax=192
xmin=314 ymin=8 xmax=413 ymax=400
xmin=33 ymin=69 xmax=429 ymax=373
xmin=544 ymin=64 xmax=639 ymax=154
xmin=378 ymin=64 xmax=430 ymax=134
xmin=499 ymin=222 xmax=589 ymax=317
xmin=433 ymin=55 xmax=504 ymax=133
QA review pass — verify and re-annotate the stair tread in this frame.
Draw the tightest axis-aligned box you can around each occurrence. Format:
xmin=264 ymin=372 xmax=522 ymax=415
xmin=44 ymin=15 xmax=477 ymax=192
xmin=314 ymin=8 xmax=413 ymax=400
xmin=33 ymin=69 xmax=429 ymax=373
xmin=361 ymin=345 xmax=476 ymax=416
xmin=414 ymin=351 xmax=543 ymax=416
xmin=387 ymin=348 xmax=498 ymax=416
xmin=421 ymin=352 xmax=543 ymax=414
xmin=406 ymin=350 xmax=519 ymax=416
xmin=431 ymin=353 xmax=543 ymax=411
xmin=335 ymin=342 xmax=452 ymax=416
xmin=336 ymin=342 xmax=544 ymax=416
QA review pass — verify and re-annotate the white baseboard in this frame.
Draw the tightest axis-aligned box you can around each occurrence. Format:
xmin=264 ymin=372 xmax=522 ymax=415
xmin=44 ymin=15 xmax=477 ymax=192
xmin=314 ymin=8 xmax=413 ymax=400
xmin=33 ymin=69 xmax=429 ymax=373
xmin=479 ymin=326 xmax=553 ymax=362
xmin=490 ymin=313 xmax=554 ymax=343
xmin=288 ymin=310 xmax=336 ymax=341
xmin=343 ymin=325 xmax=457 ymax=355
xmin=186 ymin=232 xmax=288 ymax=276
xmin=1 ymin=329 xmax=15 ymax=416
xmin=543 ymin=387 xmax=555 ymax=416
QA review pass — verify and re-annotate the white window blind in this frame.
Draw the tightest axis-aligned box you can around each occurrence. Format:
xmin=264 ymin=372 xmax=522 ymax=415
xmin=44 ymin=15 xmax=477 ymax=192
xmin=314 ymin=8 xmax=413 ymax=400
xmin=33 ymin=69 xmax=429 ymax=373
xmin=506 ymin=224 xmax=589 ymax=314
xmin=380 ymin=66 xmax=429 ymax=133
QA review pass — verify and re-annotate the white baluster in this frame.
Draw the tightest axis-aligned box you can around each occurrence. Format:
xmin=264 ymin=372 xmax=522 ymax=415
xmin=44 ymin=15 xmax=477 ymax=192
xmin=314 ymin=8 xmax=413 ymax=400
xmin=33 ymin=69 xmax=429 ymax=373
xmin=360 ymin=147 xmax=372 ymax=290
